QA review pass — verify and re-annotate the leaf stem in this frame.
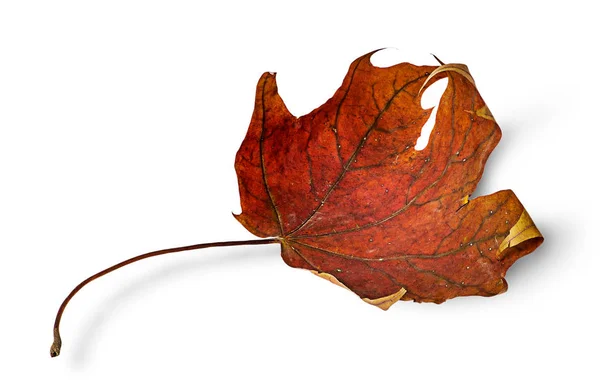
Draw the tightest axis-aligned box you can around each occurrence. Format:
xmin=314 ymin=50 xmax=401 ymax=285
xmin=50 ymin=238 xmax=279 ymax=357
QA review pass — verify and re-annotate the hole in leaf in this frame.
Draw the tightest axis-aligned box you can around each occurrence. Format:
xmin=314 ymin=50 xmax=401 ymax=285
xmin=370 ymin=49 xmax=433 ymax=69
xmin=370 ymin=48 xmax=406 ymax=68
xmin=415 ymin=77 xmax=447 ymax=151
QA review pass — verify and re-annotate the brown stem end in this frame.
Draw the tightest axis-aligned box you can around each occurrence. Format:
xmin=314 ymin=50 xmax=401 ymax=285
xmin=50 ymin=328 xmax=62 ymax=357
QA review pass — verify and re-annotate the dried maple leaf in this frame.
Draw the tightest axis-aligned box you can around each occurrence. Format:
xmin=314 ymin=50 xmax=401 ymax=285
xmin=50 ymin=51 xmax=543 ymax=357
xmin=234 ymin=51 xmax=543 ymax=309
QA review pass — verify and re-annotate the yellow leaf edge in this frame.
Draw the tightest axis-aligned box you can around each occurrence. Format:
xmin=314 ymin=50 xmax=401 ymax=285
xmin=310 ymin=270 xmax=407 ymax=311
xmin=498 ymin=210 xmax=543 ymax=256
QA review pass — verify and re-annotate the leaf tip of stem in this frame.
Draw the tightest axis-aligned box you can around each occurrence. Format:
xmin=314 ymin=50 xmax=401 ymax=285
xmin=430 ymin=53 xmax=446 ymax=66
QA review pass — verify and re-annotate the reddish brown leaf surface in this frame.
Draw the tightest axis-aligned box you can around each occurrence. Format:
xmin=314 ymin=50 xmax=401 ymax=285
xmin=234 ymin=51 xmax=543 ymax=309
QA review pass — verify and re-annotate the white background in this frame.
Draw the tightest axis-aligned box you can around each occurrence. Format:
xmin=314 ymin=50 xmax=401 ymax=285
xmin=1 ymin=1 xmax=598 ymax=386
